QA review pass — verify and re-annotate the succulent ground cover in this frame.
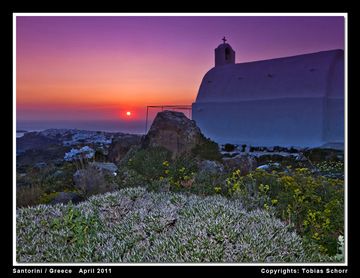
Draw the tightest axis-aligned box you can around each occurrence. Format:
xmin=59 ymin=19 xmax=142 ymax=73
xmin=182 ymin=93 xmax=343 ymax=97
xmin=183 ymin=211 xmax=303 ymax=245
xmin=16 ymin=187 xmax=328 ymax=263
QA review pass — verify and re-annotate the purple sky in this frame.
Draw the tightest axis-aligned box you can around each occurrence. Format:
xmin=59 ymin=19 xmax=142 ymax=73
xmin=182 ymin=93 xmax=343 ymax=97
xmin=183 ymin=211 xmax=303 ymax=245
xmin=16 ymin=15 xmax=345 ymax=132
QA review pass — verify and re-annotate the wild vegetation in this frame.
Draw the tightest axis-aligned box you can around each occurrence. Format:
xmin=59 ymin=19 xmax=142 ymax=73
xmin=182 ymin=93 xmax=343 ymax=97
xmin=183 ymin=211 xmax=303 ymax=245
xmin=114 ymin=146 xmax=344 ymax=257
xmin=16 ymin=163 xmax=77 ymax=207
xmin=16 ymin=136 xmax=345 ymax=262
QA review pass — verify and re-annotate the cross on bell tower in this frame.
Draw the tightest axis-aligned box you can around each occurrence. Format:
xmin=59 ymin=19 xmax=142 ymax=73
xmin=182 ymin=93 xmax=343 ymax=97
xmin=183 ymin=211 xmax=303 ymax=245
xmin=214 ymin=37 xmax=235 ymax=67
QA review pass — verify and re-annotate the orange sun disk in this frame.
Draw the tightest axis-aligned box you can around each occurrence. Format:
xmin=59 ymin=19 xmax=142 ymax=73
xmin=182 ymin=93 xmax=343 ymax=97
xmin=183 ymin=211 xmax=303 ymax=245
xmin=126 ymin=111 xmax=131 ymax=116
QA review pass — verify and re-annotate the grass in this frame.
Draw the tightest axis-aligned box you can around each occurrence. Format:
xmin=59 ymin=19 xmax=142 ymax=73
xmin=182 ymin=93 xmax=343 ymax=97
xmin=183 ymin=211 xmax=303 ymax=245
xmin=16 ymin=187 xmax=327 ymax=263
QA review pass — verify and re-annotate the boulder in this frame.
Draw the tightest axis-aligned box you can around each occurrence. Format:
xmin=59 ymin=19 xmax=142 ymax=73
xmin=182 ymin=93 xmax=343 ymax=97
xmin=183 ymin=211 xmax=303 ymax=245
xmin=34 ymin=162 xmax=47 ymax=169
xmin=108 ymin=135 xmax=142 ymax=163
xmin=91 ymin=162 xmax=118 ymax=175
xmin=222 ymin=154 xmax=257 ymax=175
xmin=50 ymin=192 xmax=83 ymax=205
xmin=256 ymin=162 xmax=281 ymax=171
xmin=142 ymin=110 xmax=207 ymax=158
xmin=198 ymin=160 xmax=224 ymax=174
xmin=303 ymin=148 xmax=343 ymax=163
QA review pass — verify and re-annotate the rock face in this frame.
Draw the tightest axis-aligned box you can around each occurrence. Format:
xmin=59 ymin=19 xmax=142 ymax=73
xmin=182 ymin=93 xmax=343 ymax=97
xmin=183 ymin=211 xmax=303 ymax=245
xmin=222 ymin=154 xmax=257 ymax=175
xmin=108 ymin=135 xmax=142 ymax=163
xmin=50 ymin=192 xmax=83 ymax=205
xmin=91 ymin=162 xmax=118 ymax=174
xmin=198 ymin=160 xmax=224 ymax=174
xmin=303 ymin=148 xmax=343 ymax=163
xmin=142 ymin=110 xmax=207 ymax=158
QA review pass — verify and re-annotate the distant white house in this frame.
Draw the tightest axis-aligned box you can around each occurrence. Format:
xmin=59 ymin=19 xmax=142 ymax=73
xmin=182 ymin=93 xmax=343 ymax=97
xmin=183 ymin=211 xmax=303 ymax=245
xmin=192 ymin=40 xmax=344 ymax=148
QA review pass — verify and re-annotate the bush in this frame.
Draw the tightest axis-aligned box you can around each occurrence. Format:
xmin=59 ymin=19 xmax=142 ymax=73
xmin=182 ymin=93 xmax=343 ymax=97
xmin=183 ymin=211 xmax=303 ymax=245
xmin=303 ymin=148 xmax=342 ymax=163
xmin=16 ymin=184 xmax=44 ymax=208
xmin=191 ymin=138 xmax=222 ymax=161
xmin=241 ymin=144 xmax=247 ymax=152
xmin=164 ymin=154 xmax=198 ymax=191
xmin=39 ymin=191 xmax=60 ymax=204
xmin=16 ymin=162 xmax=77 ymax=207
xmin=120 ymin=148 xmax=198 ymax=193
xmin=315 ymin=161 xmax=344 ymax=179
xmin=127 ymin=147 xmax=172 ymax=182
xmin=223 ymin=144 xmax=236 ymax=152
xmin=225 ymin=168 xmax=344 ymax=256
xmin=115 ymin=167 xmax=148 ymax=190
xmin=16 ymin=187 xmax=326 ymax=263
xmin=192 ymin=170 xmax=227 ymax=196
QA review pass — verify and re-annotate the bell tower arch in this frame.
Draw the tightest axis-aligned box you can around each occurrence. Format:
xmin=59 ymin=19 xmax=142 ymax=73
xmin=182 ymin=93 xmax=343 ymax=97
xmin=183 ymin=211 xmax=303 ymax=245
xmin=215 ymin=37 xmax=235 ymax=67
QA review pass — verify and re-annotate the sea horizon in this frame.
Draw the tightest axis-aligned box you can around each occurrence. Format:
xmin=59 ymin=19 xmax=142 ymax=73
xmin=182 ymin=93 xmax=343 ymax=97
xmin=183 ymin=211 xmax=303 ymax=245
xmin=16 ymin=120 xmax=147 ymax=135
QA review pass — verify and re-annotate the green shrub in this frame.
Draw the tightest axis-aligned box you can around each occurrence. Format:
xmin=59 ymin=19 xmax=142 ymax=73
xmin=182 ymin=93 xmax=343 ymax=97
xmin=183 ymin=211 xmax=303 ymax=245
xmin=127 ymin=147 xmax=172 ymax=182
xmin=121 ymin=148 xmax=199 ymax=193
xmin=115 ymin=167 xmax=148 ymax=189
xmin=241 ymin=144 xmax=247 ymax=152
xmin=39 ymin=192 xmax=60 ymax=204
xmin=225 ymin=168 xmax=344 ymax=256
xmin=16 ymin=162 xmax=78 ymax=207
xmin=303 ymin=148 xmax=342 ymax=163
xmin=223 ymin=144 xmax=236 ymax=152
xmin=164 ymin=154 xmax=198 ymax=191
xmin=192 ymin=170 xmax=228 ymax=196
xmin=191 ymin=138 xmax=222 ymax=161
xmin=16 ymin=184 xmax=44 ymax=208
xmin=315 ymin=161 xmax=344 ymax=178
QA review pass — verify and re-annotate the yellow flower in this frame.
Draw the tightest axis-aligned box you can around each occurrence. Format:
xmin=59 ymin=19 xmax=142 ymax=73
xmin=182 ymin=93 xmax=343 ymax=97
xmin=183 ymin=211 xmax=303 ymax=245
xmin=303 ymin=220 xmax=309 ymax=228
xmin=312 ymin=232 xmax=320 ymax=240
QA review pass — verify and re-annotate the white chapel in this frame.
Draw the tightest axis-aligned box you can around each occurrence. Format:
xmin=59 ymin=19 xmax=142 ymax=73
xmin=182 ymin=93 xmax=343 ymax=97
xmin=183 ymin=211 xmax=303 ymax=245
xmin=192 ymin=39 xmax=344 ymax=148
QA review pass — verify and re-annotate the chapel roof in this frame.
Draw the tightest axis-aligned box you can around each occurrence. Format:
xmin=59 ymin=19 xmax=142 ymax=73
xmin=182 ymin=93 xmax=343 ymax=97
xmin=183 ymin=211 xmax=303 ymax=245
xmin=196 ymin=49 xmax=344 ymax=103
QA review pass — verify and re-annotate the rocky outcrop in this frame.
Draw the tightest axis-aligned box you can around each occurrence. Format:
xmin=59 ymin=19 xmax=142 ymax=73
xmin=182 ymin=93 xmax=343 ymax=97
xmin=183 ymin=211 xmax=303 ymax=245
xmin=256 ymin=162 xmax=282 ymax=172
xmin=222 ymin=154 xmax=257 ymax=175
xmin=198 ymin=160 xmax=224 ymax=174
xmin=91 ymin=162 xmax=118 ymax=174
xmin=303 ymin=148 xmax=343 ymax=163
xmin=108 ymin=135 xmax=142 ymax=163
xmin=142 ymin=110 xmax=208 ymax=158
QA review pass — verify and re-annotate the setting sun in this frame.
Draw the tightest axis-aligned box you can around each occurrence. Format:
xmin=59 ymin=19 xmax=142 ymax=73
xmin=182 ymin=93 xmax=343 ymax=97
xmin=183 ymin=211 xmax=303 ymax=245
xmin=126 ymin=111 xmax=131 ymax=116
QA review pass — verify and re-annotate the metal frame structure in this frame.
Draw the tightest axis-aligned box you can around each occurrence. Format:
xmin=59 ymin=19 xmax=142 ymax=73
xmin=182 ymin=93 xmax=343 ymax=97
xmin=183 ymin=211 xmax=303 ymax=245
xmin=145 ymin=105 xmax=192 ymax=133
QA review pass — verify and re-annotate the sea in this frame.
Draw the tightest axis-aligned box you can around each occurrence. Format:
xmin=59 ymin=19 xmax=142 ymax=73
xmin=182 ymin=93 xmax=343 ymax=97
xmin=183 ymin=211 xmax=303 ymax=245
xmin=16 ymin=120 xmax=147 ymax=138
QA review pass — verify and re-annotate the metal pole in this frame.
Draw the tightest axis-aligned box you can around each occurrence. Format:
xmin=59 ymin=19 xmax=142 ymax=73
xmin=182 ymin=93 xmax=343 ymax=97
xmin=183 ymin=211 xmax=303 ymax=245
xmin=145 ymin=106 xmax=149 ymax=134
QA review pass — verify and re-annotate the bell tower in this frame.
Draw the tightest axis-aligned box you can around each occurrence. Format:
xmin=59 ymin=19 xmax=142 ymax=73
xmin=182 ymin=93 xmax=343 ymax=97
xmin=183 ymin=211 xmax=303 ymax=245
xmin=215 ymin=37 xmax=235 ymax=67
